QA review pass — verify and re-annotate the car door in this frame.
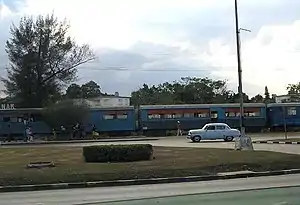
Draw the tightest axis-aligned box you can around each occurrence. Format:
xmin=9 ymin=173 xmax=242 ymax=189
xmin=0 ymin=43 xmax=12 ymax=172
xmin=204 ymin=125 xmax=217 ymax=139
xmin=215 ymin=125 xmax=226 ymax=139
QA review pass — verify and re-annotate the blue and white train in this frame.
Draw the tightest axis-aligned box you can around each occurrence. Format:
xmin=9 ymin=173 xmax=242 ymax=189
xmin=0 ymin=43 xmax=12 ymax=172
xmin=0 ymin=102 xmax=299 ymax=139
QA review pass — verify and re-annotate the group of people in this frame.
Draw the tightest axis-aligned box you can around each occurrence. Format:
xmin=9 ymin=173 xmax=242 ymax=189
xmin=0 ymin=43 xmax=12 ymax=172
xmin=72 ymin=123 xmax=87 ymax=139
xmin=52 ymin=123 xmax=98 ymax=140
xmin=3 ymin=121 xmax=180 ymax=142
xmin=2 ymin=123 xmax=33 ymax=142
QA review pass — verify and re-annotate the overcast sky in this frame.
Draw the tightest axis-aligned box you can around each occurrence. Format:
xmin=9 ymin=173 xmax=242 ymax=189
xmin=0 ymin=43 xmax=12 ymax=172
xmin=1 ymin=0 xmax=300 ymax=97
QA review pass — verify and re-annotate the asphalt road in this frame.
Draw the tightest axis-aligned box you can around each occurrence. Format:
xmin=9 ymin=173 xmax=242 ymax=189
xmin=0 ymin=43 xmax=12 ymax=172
xmin=2 ymin=133 xmax=300 ymax=155
xmin=97 ymin=186 xmax=300 ymax=205
xmin=1 ymin=174 xmax=300 ymax=205
xmin=51 ymin=135 xmax=300 ymax=155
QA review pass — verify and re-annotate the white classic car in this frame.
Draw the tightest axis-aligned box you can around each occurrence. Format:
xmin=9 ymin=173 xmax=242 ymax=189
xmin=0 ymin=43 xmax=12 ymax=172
xmin=187 ymin=123 xmax=241 ymax=142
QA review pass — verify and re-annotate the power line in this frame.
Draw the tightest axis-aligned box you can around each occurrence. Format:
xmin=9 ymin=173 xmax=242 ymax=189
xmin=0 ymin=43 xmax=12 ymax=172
xmin=77 ymin=67 xmax=236 ymax=72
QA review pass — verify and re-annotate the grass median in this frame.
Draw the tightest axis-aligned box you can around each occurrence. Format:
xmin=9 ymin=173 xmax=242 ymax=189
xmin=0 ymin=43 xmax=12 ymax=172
xmin=1 ymin=146 xmax=300 ymax=186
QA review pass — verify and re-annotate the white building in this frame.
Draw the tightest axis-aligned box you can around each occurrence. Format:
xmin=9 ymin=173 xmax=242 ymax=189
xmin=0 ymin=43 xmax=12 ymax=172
xmin=75 ymin=92 xmax=131 ymax=108
xmin=273 ymin=94 xmax=300 ymax=103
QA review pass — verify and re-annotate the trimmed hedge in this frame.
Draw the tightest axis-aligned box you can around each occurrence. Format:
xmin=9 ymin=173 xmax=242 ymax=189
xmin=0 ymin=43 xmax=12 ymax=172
xmin=83 ymin=144 xmax=153 ymax=163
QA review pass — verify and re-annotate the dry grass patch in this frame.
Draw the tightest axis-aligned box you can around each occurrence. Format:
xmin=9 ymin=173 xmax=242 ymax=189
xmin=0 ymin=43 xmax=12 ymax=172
xmin=0 ymin=146 xmax=300 ymax=186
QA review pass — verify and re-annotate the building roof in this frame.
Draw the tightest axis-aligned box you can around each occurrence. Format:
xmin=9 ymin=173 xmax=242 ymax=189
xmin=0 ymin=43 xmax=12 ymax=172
xmin=267 ymin=102 xmax=300 ymax=107
xmin=84 ymin=95 xmax=130 ymax=101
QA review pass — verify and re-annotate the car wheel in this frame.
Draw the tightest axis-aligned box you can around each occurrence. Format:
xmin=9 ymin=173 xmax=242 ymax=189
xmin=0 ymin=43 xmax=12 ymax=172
xmin=225 ymin=136 xmax=234 ymax=142
xmin=192 ymin=136 xmax=201 ymax=143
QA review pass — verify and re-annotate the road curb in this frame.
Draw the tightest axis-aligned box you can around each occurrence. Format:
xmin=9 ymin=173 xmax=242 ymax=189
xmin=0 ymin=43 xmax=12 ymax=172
xmin=253 ymin=141 xmax=300 ymax=145
xmin=0 ymin=138 xmax=159 ymax=146
xmin=1 ymin=169 xmax=300 ymax=193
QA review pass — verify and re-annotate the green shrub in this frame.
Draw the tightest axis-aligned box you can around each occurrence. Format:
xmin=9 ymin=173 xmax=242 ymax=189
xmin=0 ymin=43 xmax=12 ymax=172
xmin=82 ymin=144 xmax=153 ymax=163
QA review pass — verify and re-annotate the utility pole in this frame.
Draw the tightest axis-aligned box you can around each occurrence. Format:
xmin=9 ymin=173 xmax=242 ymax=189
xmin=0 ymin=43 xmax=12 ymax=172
xmin=283 ymin=106 xmax=287 ymax=140
xmin=233 ymin=0 xmax=253 ymax=151
xmin=234 ymin=0 xmax=245 ymax=137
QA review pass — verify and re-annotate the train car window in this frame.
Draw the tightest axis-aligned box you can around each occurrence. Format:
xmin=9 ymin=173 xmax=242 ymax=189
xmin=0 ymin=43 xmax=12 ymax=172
xmin=248 ymin=112 xmax=260 ymax=117
xmin=184 ymin=113 xmax=194 ymax=118
xmin=210 ymin=112 xmax=218 ymax=119
xmin=33 ymin=114 xmax=43 ymax=121
xmin=29 ymin=114 xmax=36 ymax=122
xmin=287 ymin=107 xmax=297 ymax=116
xmin=3 ymin=117 xmax=10 ymax=122
xmin=10 ymin=117 xmax=18 ymax=122
xmin=29 ymin=114 xmax=39 ymax=122
xmin=225 ymin=112 xmax=236 ymax=117
xmin=197 ymin=113 xmax=208 ymax=118
xmin=22 ymin=115 xmax=28 ymax=121
xmin=164 ymin=114 xmax=173 ymax=119
xmin=148 ymin=114 xmax=161 ymax=119
xmin=117 ymin=114 xmax=127 ymax=119
xmin=173 ymin=114 xmax=183 ymax=118
xmin=103 ymin=114 xmax=115 ymax=120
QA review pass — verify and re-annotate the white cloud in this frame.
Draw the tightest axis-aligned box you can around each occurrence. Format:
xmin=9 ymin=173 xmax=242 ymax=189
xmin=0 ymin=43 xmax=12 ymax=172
xmin=17 ymin=0 xmax=246 ymax=50
xmin=1 ymin=0 xmax=300 ymax=97
xmin=204 ymin=20 xmax=300 ymax=96
xmin=0 ymin=1 xmax=12 ymax=19
xmin=18 ymin=0 xmax=221 ymax=49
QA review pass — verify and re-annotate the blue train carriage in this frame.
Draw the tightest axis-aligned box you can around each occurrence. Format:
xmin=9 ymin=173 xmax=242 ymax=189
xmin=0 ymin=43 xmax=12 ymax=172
xmin=0 ymin=107 xmax=51 ymax=140
xmin=222 ymin=103 xmax=267 ymax=132
xmin=88 ymin=106 xmax=136 ymax=136
xmin=139 ymin=104 xmax=213 ymax=136
xmin=267 ymin=102 xmax=300 ymax=131
xmin=139 ymin=103 xmax=267 ymax=136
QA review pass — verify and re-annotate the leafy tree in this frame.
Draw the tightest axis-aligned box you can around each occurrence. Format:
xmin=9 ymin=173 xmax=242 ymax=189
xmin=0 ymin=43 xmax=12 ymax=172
xmin=250 ymin=94 xmax=264 ymax=103
xmin=81 ymin=80 xmax=101 ymax=98
xmin=65 ymin=80 xmax=102 ymax=99
xmin=264 ymin=86 xmax=270 ymax=99
xmin=131 ymin=77 xmax=235 ymax=105
xmin=65 ymin=83 xmax=82 ymax=98
xmin=264 ymin=86 xmax=270 ymax=103
xmin=2 ymin=13 xmax=95 ymax=107
xmin=227 ymin=92 xmax=250 ymax=103
xmin=284 ymin=83 xmax=300 ymax=102
xmin=182 ymin=77 xmax=234 ymax=103
xmin=131 ymin=84 xmax=168 ymax=106
xmin=287 ymin=83 xmax=300 ymax=95
xmin=42 ymin=99 xmax=89 ymax=133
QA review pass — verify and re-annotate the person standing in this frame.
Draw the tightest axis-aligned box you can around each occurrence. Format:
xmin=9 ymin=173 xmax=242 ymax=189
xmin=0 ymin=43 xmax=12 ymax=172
xmin=177 ymin=121 xmax=182 ymax=136
xmin=72 ymin=123 xmax=79 ymax=139
xmin=23 ymin=120 xmax=28 ymax=142
xmin=6 ymin=124 xmax=13 ymax=142
xmin=92 ymin=124 xmax=97 ymax=135
xmin=26 ymin=126 xmax=33 ymax=142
